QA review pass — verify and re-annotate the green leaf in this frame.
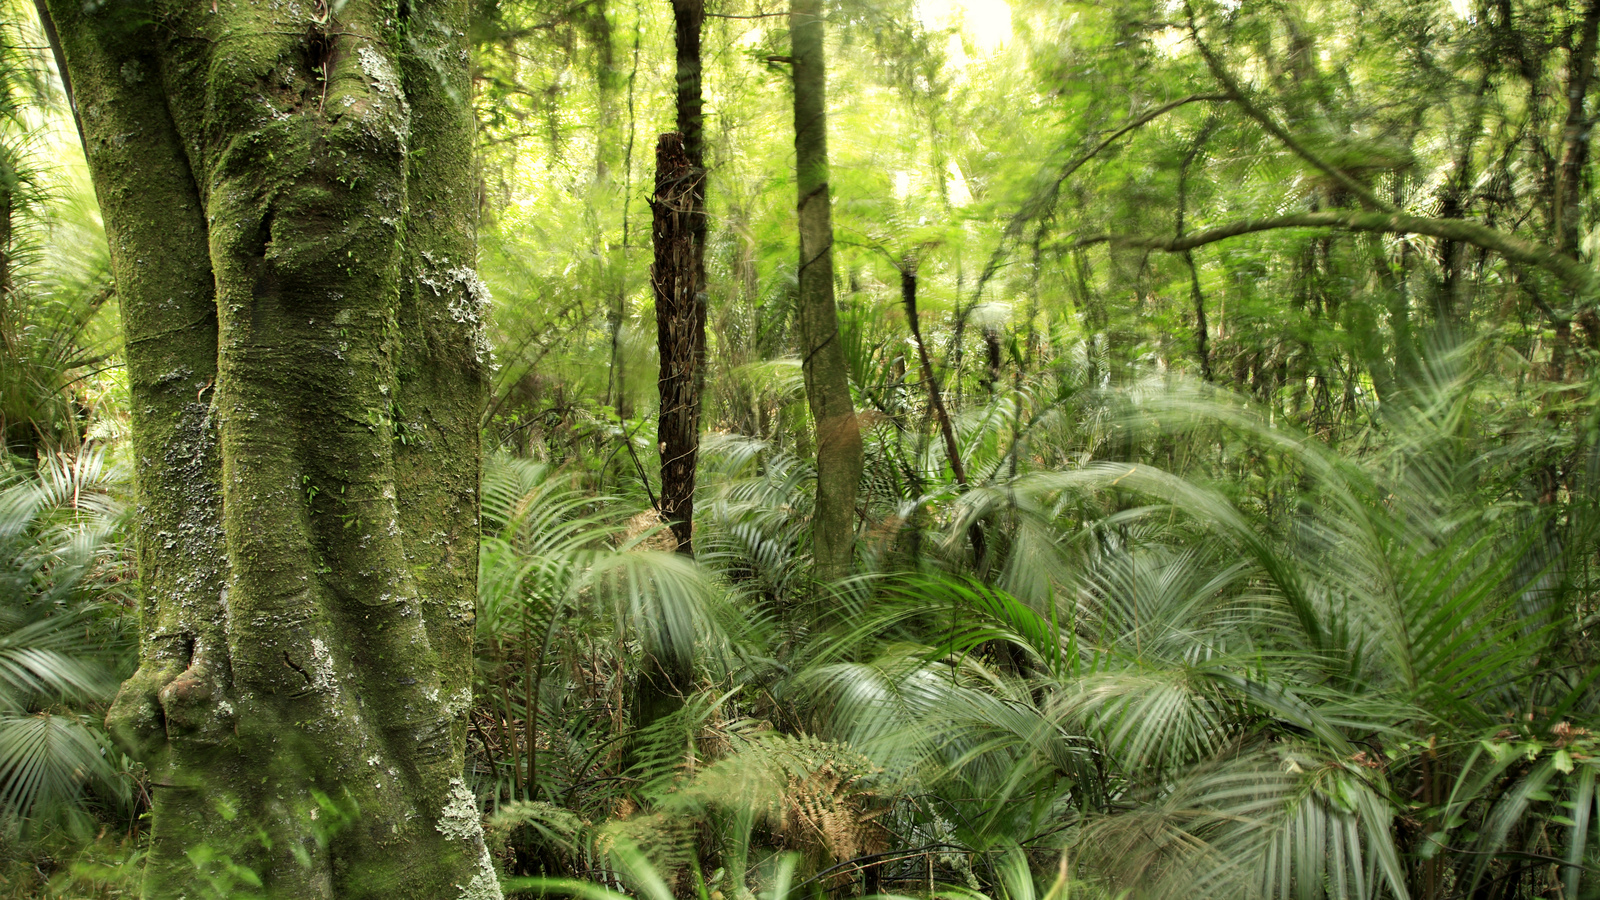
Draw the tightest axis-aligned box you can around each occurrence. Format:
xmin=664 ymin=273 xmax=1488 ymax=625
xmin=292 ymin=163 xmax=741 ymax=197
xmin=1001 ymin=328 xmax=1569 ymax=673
xmin=1555 ymin=749 xmax=1575 ymax=774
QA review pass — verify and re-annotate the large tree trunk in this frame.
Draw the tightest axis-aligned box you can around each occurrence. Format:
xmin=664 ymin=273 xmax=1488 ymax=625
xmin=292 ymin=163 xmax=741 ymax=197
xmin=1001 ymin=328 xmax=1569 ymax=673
xmin=42 ymin=1 xmax=496 ymax=896
xmin=653 ymin=0 xmax=706 ymax=555
xmin=791 ymin=0 xmax=862 ymax=585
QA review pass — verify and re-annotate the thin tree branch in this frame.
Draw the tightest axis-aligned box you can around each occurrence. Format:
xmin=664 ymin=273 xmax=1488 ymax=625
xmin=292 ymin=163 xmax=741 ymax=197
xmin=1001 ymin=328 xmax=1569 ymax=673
xmin=969 ymin=92 xmax=1228 ymax=304
xmin=1183 ymin=0 xmax=1391 ymax=212
xmin=1073 ymin=210 xmax=1592 ymax=308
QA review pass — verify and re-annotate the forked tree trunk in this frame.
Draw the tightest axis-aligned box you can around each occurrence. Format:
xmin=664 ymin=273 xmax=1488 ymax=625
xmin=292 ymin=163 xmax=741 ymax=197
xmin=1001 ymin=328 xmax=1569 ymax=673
xmin=791 ymin=0 xmax=862 ymax=584
xmin=42 ymin=1 xmax=497 ymax=896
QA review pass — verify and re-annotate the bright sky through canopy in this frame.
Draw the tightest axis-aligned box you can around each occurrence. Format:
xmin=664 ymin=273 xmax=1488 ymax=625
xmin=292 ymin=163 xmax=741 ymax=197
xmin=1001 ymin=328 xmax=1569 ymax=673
xmin=914 ymin=0 xmax=1013 ymax=54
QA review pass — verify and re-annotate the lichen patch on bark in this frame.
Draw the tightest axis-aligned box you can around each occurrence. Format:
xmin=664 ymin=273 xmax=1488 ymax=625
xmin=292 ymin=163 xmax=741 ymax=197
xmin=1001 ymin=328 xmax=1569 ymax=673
xmin=436 ymin=777 xmax=481 ymax=842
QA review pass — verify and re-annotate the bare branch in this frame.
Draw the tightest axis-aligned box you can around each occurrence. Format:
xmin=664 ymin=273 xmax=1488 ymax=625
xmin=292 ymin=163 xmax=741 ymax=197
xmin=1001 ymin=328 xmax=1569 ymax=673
xmin=1074 ymin=211 xmax=1593 ymax=311
xmin=1183 ymin=0 xmax=1392 ymax=213
xmin=969 ymin=92 xmax=1228 ymax=302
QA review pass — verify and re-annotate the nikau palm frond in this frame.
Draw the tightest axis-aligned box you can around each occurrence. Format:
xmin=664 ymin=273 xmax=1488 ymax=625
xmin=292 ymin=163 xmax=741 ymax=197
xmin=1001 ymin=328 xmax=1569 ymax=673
xmin=0 ymin=446 xmax=133 ymax=838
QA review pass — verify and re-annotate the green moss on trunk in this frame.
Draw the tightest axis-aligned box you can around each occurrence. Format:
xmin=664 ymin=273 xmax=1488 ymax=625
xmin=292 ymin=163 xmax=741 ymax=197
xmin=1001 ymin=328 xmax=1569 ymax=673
xmin=44 ymin=0 xmax=495 ymax=895
xmin=790 ymin=0 xmax=862 ymax=586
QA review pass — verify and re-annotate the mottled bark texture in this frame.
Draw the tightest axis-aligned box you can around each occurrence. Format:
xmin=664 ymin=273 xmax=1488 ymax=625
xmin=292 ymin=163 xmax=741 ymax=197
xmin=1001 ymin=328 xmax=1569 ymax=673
xmin=41 ymin=0 xmax=496 ymax=896
xmin=791 ymin=0 xmax=862 ymax=584
xmin=651 ymin=133 xmax=702 ymax=555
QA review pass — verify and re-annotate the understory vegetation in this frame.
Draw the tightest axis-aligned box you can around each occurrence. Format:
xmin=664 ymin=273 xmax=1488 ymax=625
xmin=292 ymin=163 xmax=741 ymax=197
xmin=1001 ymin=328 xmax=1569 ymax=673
xmin=4 ymin=0 xmax=1600 ymax=898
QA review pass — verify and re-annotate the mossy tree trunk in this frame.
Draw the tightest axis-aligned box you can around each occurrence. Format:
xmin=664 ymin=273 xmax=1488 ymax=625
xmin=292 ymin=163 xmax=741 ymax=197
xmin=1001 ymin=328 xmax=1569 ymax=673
xmin=40 ymin=1 xmax=497 ymax=897
xmin=791 ymin=0 xmax=862 ymax=584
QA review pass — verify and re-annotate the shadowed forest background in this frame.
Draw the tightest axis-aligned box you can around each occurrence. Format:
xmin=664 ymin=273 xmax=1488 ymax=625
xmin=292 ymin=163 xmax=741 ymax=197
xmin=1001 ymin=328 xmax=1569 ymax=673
xmin=4 ymin=0 xmax=1600 ymax=898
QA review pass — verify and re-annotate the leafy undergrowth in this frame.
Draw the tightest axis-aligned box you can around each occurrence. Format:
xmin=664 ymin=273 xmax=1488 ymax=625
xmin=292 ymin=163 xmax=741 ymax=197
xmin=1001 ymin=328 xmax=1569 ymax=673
xmin=0 ymin=831 xmax=143 ymax=900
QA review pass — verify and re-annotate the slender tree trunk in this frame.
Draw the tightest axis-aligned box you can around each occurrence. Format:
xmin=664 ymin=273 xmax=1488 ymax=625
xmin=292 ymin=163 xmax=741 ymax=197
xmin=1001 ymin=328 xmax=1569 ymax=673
xmin=1184 ymin=251 xmax=1213 ymax=382
xmin=0 ymin=177 xmax=21 ymax=458
xmin=0 ymin=180 xmax=11 ymax=300
xmin=1556 ymin=0 xmax=1600 ymax=257
xmin=45 ymin=0 xmax=497 ymax=896
xmin=901 ymin=263 xmax=986 ymax=563
xmin=673 ymin=0 xmax=707 ymax=309
xmin=1176 ymin=117 xmax=1217 ymax=383
xmin=1435 ymin=72 xmax=1489 ymax=325
xmin=607 ymin=1 xmax=644 ymax=423
xmin=901 ymin=264 xmax=967 ymax=489
xmin=638 ymin=0 xmax=706 ymax=745
xmin=1536 ymin=0 xmax=1600 ymax=504
xmin=653 ymin=0 xmax=706 ymax=555
xmin=651 ymin=132 xmax=703 ymax=555
xmin=791 ymin=0 xmax=862 ymax=584
xmin=0 ymin=176 xmax=12 ymax=447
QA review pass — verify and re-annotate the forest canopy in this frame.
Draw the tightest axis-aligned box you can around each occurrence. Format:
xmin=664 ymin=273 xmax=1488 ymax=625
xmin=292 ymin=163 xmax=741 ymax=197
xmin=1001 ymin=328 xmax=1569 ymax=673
xmin=2 ymin=0 xmax=1600 ymax=899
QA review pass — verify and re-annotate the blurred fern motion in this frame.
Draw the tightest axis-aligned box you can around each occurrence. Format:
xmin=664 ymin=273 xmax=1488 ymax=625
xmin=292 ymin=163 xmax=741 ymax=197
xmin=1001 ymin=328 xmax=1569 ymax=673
xmin=8 ymin=0 xmax=1600 ymax=897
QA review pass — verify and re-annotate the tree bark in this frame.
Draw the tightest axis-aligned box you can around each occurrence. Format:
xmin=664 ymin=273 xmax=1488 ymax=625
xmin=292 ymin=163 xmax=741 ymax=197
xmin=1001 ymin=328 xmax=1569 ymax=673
xmin=1555 ymin=0 xmax=1600 ymax=256
xmin=0 ymin=173 xmax=21 ymax=458
xmin=901 ymin=265 xmax=967 ymax=490
xmin=650 ymin=0 xmax=706 ymax=556
xmin=0 ymin=178 xmax=11 ymax=300
xmin=651 ymin=132 xmax=703 ymax=555
xmin=43 ymin=0 xmax=497 ymax=896
xmin=791 ymin=0 xmax=862 ymax=584
xmin=636 ymin=132 xmax=700 ymax=756
xmin=1176 ymin=117 xmax=1217 ymax=383
xmin=901 ymin=263 xmax=987 ymax=564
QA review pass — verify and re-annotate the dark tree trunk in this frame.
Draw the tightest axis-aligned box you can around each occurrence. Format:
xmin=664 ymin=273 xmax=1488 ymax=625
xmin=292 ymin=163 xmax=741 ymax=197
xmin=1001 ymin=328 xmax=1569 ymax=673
xmin=981 ymin=325 xmax=1002 ymax=396
xmin=1556 ymin=0 xmax=1600 ymax=257
xmin=1176 ymin=117 xmax=1216 ymax=383
xmin=0 ymin=180 xmax=11 ymax=299
xmin=0 ymin=178 xmax=21 ymax=458
xmin=651 ymin=0 xmax=706 ymax=555
xmin=901 ymin=263 xmax=985 ymax=563
xmin=638 ymin=0 xmax=707 ymax=752
xmin=902 ymin=265 xmax=967 ymax=490
xmin=651 ymin=132 xmax=703 ymax=555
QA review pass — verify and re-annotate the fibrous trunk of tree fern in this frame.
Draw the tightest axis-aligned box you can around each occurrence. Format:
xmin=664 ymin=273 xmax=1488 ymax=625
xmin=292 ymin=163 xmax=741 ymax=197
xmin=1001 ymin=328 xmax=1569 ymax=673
xmin=651 ymin=132 xmax=702 ymax=556
xmin=41 ymin=0 xmax=496 ymax=897
xmin=638 ymin=132 xmax=699 ymax=744
xmin=791 ymin=0 xmax=862 ymax=584
xmin=652 ymin=0 xmax=705 ymax=555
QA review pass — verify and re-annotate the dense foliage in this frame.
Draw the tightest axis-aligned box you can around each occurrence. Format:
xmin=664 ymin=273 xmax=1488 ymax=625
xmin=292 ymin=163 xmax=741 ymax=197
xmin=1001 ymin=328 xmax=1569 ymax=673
xmin=4 ymin=0 xmax=1600 ymax=898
